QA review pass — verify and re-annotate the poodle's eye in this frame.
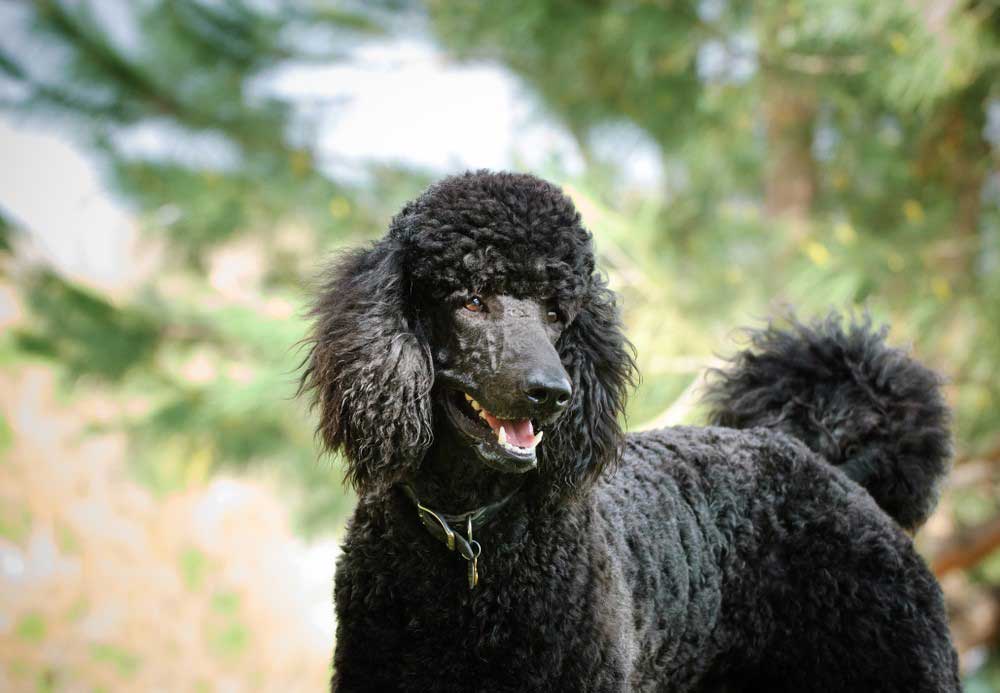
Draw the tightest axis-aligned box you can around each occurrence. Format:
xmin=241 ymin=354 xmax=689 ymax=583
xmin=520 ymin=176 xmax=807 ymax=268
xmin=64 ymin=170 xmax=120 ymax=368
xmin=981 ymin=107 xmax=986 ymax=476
xmin=464 ymin=296 xmax=485 ymax=313
xmin=546 ymin=309 xmax=562 ymax=324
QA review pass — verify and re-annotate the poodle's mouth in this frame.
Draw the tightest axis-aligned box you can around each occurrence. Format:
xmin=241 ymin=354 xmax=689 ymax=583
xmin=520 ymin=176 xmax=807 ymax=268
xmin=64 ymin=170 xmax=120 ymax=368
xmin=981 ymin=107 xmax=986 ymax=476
xmin=444 ymin=390 xmax=543 ymax=473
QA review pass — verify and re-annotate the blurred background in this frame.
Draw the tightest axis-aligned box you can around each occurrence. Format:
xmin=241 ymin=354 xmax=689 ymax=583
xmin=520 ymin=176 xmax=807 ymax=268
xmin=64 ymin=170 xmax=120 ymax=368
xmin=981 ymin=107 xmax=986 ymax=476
xmin=0 ymin=0 xmax=997 ymax=690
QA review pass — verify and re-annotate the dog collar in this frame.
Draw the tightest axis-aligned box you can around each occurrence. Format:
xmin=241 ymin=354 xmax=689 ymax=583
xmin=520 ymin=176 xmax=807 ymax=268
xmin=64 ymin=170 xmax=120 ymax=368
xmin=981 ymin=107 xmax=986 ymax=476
xmin=398 ymin=483 xmax=519 ymax=589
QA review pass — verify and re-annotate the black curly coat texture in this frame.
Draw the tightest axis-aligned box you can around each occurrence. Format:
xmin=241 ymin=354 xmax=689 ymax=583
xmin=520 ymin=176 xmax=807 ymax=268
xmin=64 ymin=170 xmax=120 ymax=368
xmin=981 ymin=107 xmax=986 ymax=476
xmin=301 ymin=171 xmax=960 ymax=692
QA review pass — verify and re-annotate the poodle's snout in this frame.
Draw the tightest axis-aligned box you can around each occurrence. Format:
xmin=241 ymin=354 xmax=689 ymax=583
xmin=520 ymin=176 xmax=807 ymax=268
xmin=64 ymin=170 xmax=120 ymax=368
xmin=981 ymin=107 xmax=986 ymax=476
xmin=523 ymin=371 xmax=572 ymax=414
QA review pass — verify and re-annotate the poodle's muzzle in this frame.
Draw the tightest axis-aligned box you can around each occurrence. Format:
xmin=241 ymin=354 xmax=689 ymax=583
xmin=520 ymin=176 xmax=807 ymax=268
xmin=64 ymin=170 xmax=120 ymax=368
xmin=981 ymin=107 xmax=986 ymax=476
xmin=435 ymin=295 xmax=572 ymax=473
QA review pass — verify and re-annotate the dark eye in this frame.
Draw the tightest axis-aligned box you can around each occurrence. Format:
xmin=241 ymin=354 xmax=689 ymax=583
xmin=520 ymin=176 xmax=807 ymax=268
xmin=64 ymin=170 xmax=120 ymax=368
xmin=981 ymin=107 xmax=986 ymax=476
xmin=464 ymin=296 xmax=485 ymax=312
xmin=546 ymin=309 xmax=561 ymax=324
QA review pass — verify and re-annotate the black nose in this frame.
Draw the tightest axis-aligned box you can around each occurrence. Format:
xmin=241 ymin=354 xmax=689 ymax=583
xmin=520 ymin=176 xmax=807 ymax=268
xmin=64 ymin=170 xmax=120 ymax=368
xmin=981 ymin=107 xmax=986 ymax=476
xmin=523 ymin=372 xmax=572 ymax=410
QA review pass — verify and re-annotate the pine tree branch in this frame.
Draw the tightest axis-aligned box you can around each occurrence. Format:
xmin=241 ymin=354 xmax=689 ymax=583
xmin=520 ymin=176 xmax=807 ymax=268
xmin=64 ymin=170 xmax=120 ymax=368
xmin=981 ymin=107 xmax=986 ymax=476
xmin=0 ymin=46 xmax=125 ymax=119
xmin=35 ymin=0 xmax=295 ymax=157
xmin=693 ymin=17 xmax=868 ymax=77
xmin=38 ymin=0 xmax=176 ymax=118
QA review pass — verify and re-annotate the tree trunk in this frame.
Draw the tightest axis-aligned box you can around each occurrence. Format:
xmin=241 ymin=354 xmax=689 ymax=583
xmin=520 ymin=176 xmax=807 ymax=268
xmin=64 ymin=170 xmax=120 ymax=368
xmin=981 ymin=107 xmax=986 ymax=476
xmin=761 ymin=78 xmax=818 ymax=225
xmin=757 ymin=2 xmax=819 ymax=229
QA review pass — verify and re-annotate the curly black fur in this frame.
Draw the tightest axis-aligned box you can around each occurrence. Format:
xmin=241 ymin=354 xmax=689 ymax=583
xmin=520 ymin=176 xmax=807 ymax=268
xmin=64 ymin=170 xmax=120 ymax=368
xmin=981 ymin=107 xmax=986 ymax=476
xmin=704 ymin=315 xmax=952 ymax=531
xmin=300 ymin=171 xmax=959 ymax=692
xmin=300 ymin=245 xmax=434 ymax=492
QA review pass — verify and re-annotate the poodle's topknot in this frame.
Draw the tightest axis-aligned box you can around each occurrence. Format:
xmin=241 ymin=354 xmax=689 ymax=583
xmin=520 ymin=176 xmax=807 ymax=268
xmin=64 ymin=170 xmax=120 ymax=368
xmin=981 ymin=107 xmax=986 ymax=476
xmin=388 ymin=170 xmax=595 ymax=307
xmin=705 ymin=314 xmax=952 ymax=531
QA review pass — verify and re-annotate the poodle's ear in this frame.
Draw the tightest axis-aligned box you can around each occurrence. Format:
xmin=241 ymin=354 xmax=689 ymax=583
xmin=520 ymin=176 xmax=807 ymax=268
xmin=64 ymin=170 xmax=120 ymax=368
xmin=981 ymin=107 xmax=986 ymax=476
xmin=541 ymin=275 xmax=636 ymax=496
xmin=299 ymin=243 xmax=433 ymax=494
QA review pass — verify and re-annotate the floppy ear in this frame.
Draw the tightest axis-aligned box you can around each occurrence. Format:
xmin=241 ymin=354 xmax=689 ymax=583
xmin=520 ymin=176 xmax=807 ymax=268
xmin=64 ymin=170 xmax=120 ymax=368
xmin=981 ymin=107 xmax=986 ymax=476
xmin=540 ymin=275 xmax=636 ymax=496
xmin=299 ymin=242 xmax=433 ymax=494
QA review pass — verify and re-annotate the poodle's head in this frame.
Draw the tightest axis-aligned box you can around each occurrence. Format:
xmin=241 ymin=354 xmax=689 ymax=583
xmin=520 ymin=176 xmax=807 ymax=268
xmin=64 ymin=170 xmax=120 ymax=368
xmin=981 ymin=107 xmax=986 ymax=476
xmin=300 ymin=171 xmax=635 ymax=501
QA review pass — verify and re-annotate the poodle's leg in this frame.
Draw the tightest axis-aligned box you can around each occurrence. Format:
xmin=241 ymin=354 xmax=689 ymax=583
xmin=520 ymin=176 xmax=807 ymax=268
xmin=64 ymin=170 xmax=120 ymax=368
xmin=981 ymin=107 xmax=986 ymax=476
xmin=328 ymin=554 xmax=408 ymax=693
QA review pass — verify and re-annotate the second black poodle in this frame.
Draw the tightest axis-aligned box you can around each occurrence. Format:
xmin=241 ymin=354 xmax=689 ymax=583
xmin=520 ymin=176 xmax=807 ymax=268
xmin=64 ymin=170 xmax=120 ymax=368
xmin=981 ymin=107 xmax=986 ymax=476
xmin=300 ymin=171 xmax=959 ymax=692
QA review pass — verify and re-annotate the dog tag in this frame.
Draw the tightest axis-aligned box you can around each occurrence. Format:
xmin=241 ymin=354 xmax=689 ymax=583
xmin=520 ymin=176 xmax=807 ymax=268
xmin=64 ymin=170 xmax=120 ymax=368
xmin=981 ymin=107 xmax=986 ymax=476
xmin=467 ymin=555 xmax=478 ymax=589
xmin=465 ymin=517 xmax=481 ymax=589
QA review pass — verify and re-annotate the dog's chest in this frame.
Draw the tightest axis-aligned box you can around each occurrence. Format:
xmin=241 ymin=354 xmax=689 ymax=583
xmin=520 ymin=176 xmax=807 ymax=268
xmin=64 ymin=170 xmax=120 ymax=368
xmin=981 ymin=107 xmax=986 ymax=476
xmin=339 ymin=517 xmax=637 ymax=691
xmin=335 ymin=490 xmax=731 ymax=692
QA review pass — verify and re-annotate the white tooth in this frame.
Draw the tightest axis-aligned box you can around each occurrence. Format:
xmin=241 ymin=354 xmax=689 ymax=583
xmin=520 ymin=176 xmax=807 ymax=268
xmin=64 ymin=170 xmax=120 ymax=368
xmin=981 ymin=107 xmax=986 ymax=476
xmin=529 ymin=430 xmax=544 ymax=449
xmin=471 ymin=400 xmax=481 ymax=411
xmin=497 ymin=426 xmax=507 ymax=446
xmin=479 ymin=411 xmax=487 ymax=420
xmin=464 ymin=393 xmax=473 ymax=401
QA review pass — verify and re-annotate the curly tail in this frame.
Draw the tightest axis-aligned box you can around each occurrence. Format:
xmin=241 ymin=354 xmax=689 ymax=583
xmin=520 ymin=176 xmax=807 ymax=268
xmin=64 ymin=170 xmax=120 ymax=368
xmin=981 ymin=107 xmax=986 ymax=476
xmin=704 ymin=315 xmax=951 ymax=531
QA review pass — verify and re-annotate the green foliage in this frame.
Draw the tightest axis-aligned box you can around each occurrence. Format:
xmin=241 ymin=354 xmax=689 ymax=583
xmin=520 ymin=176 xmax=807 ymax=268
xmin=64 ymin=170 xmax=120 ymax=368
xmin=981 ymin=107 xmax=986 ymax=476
xmin=0 ymin=503 xmax=32 ymax=543
xmin=14 ymin=271 xmax=160 ymax=381
xmin=430 ymin=0 xmax=708 ymax=148
xmin=0 ymin=412 xmax=12 ymax=455
xmin=207 ymin=621 xmax=250 ymax=658
xmin=179 ymin=546 xmax=208 ymax=591
xmin=15 ymin=612 xmax=47 ymax=643
xmin=89 ymin=644 xmax=140 ymax=677
xmin=0 ymin=210 xmax=13 ymax=254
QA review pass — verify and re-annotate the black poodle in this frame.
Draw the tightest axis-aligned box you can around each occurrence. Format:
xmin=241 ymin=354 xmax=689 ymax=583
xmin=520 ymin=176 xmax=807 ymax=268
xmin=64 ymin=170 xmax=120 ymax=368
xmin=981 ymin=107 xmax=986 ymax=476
xmin=300 ymin=171 xmax=959 ymax=692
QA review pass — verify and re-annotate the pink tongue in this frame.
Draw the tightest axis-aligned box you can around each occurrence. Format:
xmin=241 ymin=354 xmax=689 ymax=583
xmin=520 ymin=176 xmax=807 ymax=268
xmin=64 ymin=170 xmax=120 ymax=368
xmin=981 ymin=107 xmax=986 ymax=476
xmin=483 ymin=411 xmax=535 ymax=447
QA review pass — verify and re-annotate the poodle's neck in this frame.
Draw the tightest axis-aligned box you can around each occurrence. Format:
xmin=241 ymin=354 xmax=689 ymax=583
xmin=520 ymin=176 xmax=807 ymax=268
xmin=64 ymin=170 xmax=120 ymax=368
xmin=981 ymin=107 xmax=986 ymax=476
xmin=407 ymin=448 xmax=529 ymax=512
xmin=404 ymin=429 xmax=532 ymax=512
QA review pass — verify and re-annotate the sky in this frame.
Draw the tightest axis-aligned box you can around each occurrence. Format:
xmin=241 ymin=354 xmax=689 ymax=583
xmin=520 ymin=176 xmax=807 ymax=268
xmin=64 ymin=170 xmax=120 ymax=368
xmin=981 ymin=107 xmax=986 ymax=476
xmin=0 ymin=118 xmax=139 ymax=293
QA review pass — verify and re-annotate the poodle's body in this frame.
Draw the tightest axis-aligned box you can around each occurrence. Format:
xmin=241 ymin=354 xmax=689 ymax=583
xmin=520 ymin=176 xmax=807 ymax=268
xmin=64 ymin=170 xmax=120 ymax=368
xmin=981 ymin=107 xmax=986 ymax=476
xmin=332 ymin=427 xmax=955 ymax=692
xmin=302 ymin=171 xmax=959 ymax=692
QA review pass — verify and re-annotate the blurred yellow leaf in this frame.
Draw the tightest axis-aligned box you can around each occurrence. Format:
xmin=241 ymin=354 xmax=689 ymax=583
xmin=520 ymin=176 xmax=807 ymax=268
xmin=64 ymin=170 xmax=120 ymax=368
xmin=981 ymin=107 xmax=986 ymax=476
xmin=888 ymin=32 xmax=909 ymax=55
xmin=834 ymin=222 xmax=857 ymax=245
xmin=804 ymin=241 xmax=831 ymax=267
xmin=289 ymin=149 xmax=312 ymax=177
xmin=185 ymin=445 xmax=213 ymax=486
xmin=903 ymin=199 xmax=925 ymax=223
xmin=974 ymin=389 xmax=992 ymax=408
xmin=931 ymin=276 xmax=952 ymax=300
xmin=328 ymin=197 xmax=352 ymax=220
